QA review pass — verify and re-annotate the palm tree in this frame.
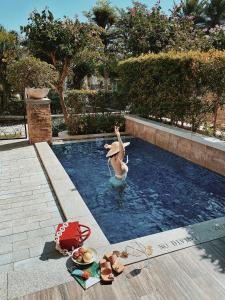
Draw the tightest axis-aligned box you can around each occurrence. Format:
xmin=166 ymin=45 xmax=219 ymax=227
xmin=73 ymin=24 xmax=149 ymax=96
xmin=84 ymin=0 xmax=118 ymax=90
xmin=172 ymin=0 xmax=207 ymax=24
xmin=205 ymin=0 xmax=225 ymax=27
xmin=85 ymin=0 xmax=117 ymax=30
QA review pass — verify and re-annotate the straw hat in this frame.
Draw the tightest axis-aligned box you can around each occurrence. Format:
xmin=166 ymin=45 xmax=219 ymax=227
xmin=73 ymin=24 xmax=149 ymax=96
xmin=106 ymin=141 xmax=130 ymax=157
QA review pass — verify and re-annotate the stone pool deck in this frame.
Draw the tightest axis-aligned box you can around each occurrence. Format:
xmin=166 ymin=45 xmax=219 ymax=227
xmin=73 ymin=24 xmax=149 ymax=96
xmin=0 ymin=140 xmax=74 ymax=299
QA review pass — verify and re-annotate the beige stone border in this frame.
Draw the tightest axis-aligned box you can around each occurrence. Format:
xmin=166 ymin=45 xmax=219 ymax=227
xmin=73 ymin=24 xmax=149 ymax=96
xmin=36 ymin=139 xmax=225 ymax=266
xmin=125 ymin=115 xmax=225 ymax=177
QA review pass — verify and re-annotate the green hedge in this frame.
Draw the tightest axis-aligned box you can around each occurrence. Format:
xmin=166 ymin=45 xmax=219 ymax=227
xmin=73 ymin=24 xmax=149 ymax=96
xmin=66 ymin=89 xmax=126 ymax=113
xmin=67 ymin=113 xmax=125 ymax=135
xmin=66 ymin=89 xmax=97 ymax=113
xmin=118 ymin=51 xmax=225 ymax=132
xmin=66 ymin=90 xmax=126 ymax=135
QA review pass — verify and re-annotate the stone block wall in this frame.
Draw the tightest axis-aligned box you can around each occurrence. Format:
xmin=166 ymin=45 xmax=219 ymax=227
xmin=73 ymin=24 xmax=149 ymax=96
xmin=125 ymin=115 xmax=225 ymax=177
xmin=26 ymin=99 xmax=52 ymax=144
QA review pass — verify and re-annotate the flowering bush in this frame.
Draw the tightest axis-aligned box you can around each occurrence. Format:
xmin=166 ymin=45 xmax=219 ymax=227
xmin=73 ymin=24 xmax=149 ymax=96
xmin=209 ymin=25 xmax=225 ymax=50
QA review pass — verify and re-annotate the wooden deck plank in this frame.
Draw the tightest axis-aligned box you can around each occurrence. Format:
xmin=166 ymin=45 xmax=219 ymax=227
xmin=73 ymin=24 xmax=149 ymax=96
xmin=193 ymin=274 xmax=225 ymax=300
xmin=13 ymin=238 xmax=225 ymax=300
xmin=150 ymin=254 xmax=209 ymax=300
xmin=184 ymin=239 xmax=225 ymax=289
xmin=170 ymin=243 xmax=209 ymax=279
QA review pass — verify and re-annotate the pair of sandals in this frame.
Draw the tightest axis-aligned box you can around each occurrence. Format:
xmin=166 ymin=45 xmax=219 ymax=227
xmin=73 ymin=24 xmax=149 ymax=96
xmin=100 ymin=252 xmax=125 ymax=282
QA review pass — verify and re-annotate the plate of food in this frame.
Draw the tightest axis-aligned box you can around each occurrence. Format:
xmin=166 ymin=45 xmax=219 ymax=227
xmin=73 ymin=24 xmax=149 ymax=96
xmin=71 ymin=247 xmax=97 ymax=266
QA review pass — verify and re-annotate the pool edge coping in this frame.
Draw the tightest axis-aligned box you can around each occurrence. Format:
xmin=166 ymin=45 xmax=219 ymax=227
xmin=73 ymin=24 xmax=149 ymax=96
xmin=125 ymin=114 xmax=225 ymax=152
xmin=35 ymin=141 xmax=225 ymax=266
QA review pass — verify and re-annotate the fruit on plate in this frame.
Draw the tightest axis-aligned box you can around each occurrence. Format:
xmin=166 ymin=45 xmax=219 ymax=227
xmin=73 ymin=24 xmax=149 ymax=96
xmin=79 ymin=247 xmax=87 ymax=255
xmin=73 ymin=251 xmax=80 ymax=259
xmin=86 ymin=248 xmax=92 ymax=255
xmin=76 ymin=255 xmax=83 ymax=263
xmin=83 ymin=252 xmax=93 ymax=263
xmin=72 ymin=247 xmax=93 ymax=263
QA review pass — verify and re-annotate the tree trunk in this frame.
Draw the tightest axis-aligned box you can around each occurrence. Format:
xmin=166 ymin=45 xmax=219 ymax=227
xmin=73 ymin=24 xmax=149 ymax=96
xmin=213 ymin=95 xmax=220 ymax=136
xmin=103 ymin=67 xmax=109 ymax=92
xmin=49 ymin=55 xmax=70 ymax=125
xmin=55 ymin=85 xmax=68 ymax=124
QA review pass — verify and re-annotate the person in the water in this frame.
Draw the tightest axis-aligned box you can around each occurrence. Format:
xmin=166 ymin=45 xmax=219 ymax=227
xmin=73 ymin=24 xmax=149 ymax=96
xmin=104 ymin=126 xmax=130 ymax=187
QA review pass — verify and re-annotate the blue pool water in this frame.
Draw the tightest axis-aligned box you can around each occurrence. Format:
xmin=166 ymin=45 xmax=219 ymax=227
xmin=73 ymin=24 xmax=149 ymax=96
xmin=52 ymin=137 xmax=225 ymax=244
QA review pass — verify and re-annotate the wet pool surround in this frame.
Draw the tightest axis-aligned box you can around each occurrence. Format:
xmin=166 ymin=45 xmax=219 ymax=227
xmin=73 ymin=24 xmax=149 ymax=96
xmin=35 ymin=115 xmax=225 ymax=264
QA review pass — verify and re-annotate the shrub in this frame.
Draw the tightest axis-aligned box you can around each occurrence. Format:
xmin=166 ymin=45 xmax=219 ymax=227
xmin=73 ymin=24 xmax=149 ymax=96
xmin=118 ymin=51 xmax=225 ymax=132
xmin=66 ymin=89 xmax=97 ymax=113
xmin=52 ymin=117 xmax=66 ymax=137
xmin=67 ymin=113 xmax=125 ymax=135
xmin=48 ymin=90 xmax=62 ymax=114
xmin=91 ymin=90 xmax=127 ymax=111
xmin=66 ymin=89 xmax=126 ymax=113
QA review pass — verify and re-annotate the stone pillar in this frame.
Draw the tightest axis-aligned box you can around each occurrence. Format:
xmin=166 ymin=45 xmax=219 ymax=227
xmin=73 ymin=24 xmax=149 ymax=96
xmin=26 ymin=98 xmax=52 ymax=144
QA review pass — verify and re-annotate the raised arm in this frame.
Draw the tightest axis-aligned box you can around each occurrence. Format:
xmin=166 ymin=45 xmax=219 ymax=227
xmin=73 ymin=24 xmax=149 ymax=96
xmin=115 ymin=126 xmax=125 ymax=160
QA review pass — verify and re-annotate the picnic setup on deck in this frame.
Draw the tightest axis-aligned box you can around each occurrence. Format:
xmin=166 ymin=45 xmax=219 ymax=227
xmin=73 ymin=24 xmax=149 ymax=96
xmin=54 ymin=220 xmax=152 ymax=290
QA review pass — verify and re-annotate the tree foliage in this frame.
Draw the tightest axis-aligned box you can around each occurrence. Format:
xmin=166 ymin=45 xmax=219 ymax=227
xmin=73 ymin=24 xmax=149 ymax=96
xmin=167 ymin=17 xmax=212 ymax=51
xmin=116 ymin=2 xmax=171 ymax=56
xmin=21 ymin=9 xmax=102 ymax=122
xmin=0 ymin=26 xmax=21 ymax=109
xmin=172 ymin=0 xmax=207 ymax=24
xmin=6 ymin=56 xmax=58 ymax=94
xmin=205 ymin=0 xmax=225 ymax=27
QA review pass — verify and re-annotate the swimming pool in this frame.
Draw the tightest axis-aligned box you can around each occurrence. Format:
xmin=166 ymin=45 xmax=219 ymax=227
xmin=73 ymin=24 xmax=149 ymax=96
xmin=52 ymin=137 xmax=225 ymax=244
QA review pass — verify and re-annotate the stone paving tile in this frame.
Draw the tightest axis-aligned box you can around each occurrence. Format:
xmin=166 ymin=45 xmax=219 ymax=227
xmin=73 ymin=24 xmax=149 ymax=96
xmin=27 ymin=212 xmax=61 ymax=224
xmin=0 ymin=140 xmax=66 ymax=298
xmin=12 ymin=249 xmax=30 ymax=263
xmin=0 ymin=272 xmax=7 ymax=300
xmin=0 ymin=235 xmax=13 ymax=244
xmin=12 ymin=232 xmax=28 ymax=243
xmin=39 ymin=217 xmax=63 ymax=228
xmin=0 ymin=243 xmax=12 ymax=255
xmin=0 ymin=184 xmax=49 ymax=197
xmin=0 ymin=253 xmax=12 ymax=266
xmin=0 ymin=203 xmax=11 ymax=210
xmin=13 ymin=233 xmax=56 ymax=251
xmin=12 ymin=222 xmax=40 ymax=234
xmin=0 ymin=221 xmax=13 ymax=230
xmin=0 ymin=227 xmax=13 ymax=237
xmin=0 ymin=263 xmax=13 ymax=273
xmin=13 ymin=256 xmax=50 ymax=270
xmin=29 ymin=242 xmax=57 ymax=258
xmin=41 ymin=233 xmax=55 ymax=243
xmin=0 ymin=206 xmax=24 ymax=216
xmin=1 ymin=207 xmax=59 ymax=223
xmin=46 ymin=201 xmax=57 ymax=207
xmin=11 ymin=198 xmax=54 ymax=208
xmin=0 ymin=194 xmax=41 ymax=205
xmin=8 ymin=258 xmax=71 ymax=299
xmin=0 ymin=191 xmax=33 ymax=201
xmin=27 ymin=226 xmax=55 ymax=239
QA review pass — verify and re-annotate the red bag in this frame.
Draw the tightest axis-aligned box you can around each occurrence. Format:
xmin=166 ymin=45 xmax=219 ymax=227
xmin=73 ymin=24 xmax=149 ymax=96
xmin=55 ymin=221 xmax=91 ymax=255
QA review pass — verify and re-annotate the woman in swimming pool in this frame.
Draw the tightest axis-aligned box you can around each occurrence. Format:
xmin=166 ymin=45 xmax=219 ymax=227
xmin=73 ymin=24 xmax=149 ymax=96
xmin=104 ymin=126 xmax=130 ymax=187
